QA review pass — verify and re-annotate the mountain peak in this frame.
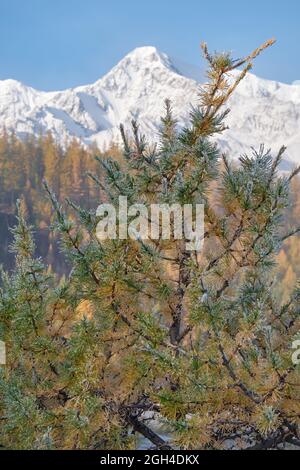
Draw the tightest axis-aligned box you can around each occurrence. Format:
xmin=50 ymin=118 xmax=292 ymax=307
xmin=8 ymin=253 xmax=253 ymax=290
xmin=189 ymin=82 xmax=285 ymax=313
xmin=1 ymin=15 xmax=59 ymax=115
xmin=106 ymin=45 xmax=176 ymax=77
xmin=94 ymin=45 xmax=180 ymax=97
xmin=1 ymin=48 xmax=300 ymax=165
xmin=0 ymin=78 xmax=41 ymax=112
xmin=121 ymin=46 xmax=170 ymax=65
xmin=126 ymin=46 xmax=162 ymax=58
xmin=0 ymin=78 xmax=27 ymax=91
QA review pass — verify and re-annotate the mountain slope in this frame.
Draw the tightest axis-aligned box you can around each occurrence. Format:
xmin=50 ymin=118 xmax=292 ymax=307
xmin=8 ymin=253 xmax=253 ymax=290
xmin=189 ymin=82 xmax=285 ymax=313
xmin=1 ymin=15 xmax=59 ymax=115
xmin=1 ymin=46 xmax=300 ymax=165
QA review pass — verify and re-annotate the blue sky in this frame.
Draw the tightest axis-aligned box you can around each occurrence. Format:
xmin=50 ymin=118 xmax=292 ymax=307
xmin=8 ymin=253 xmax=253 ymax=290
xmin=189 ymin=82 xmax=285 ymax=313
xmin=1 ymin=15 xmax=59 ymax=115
xmin=0 ymin=0 xmax=299 ymax=90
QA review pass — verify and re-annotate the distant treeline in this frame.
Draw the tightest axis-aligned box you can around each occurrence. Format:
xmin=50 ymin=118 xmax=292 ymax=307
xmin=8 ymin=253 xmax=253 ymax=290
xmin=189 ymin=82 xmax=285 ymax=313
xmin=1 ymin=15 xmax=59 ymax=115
xmin=0 ymin=131 xmax=300 ymax=299
xmin=0 ymin=131 xmax=121 ymax=274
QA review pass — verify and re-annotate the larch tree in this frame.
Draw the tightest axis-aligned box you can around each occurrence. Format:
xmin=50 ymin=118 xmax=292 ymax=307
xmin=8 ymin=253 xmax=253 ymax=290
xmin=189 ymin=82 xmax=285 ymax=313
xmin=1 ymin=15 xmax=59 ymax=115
xmin=0 ymin=40 xmax=299 ymax=450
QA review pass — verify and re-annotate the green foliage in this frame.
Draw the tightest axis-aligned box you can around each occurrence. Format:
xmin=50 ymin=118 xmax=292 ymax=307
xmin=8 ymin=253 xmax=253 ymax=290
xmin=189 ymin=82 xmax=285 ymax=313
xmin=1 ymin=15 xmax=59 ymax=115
xmin=0 ymin=40 xmax=299 ymax=450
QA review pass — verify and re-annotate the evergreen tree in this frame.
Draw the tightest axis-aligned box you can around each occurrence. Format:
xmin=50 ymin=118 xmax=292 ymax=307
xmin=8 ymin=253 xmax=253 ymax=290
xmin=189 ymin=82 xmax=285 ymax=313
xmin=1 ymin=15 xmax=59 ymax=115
xmin=0 ymin=40 xmax=299 ymax=450
xmin=43 ymin=133 xmax=62 ymax=196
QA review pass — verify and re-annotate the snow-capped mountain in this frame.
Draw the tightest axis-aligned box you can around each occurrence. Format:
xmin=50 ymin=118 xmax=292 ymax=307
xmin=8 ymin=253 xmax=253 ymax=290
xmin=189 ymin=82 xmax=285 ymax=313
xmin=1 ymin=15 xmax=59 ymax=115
xmin=1 ymin=46 xmax=300 ymax=167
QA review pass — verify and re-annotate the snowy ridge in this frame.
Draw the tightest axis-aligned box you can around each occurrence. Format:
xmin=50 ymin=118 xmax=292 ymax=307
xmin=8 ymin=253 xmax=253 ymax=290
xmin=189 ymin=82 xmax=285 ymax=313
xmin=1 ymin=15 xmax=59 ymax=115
xmin=1 ymin=46 xmax=300 ymax=165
